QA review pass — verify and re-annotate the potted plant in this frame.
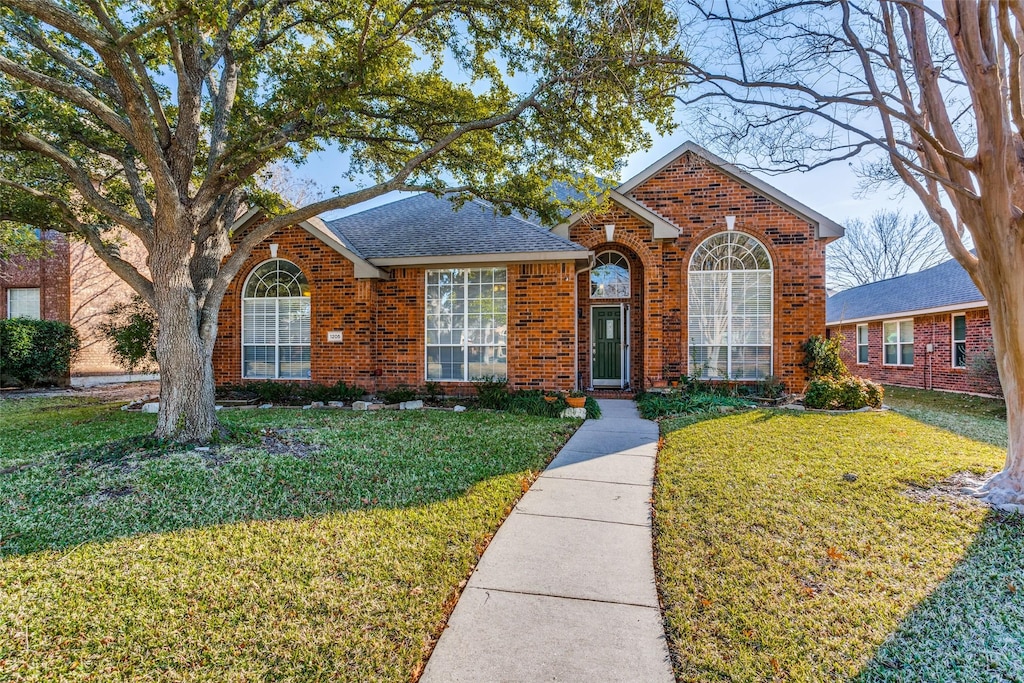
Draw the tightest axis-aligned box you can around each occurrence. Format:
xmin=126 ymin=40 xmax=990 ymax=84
xmin=566 ymin=390 xmax=587 ymax=409
xmin=543 ymin=390 xmax=561 ymax=404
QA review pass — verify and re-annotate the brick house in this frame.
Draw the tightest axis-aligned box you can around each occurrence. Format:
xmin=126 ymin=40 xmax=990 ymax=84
xmin=212 ymin=142 xmax=844 ymax=394
xmin=826 ymin=256 xmax=1002 ymax=396
xmin=0 ymin=230 xmax=150 ymax=380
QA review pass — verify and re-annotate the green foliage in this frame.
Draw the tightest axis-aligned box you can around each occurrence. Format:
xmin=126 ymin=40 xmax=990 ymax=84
xmin=219 ymin=381 xmax=366 ymax=405
xmin=0 ymin=224 xmax=50 ymax=260
xmin=635 ymin=390 xmax=750 ymax=420
xmin=379 ymin=385 xmax=417 ymax=405
xmin=423 ymin=382 xmax=446 ymax=402
xmin=804 ymin=376 xmax=884 ymax=410
xmin=474 ymin=376 xmax=510 ymax=410
xmin=99 ymin=296 xmax=158 ymax=374
xmin=300 ymin=380 xmax=367 ymax=404
xmin=506 ymin=390 xmax=557 ymax=417
xmin=802 ymin=335 xmax=848 ymax=380
xmin=0 ymin=318 xmax=79 ymax=387
xmin=0 ymin=397 xmax=576 ymax=678
xmin=584 ymin=396 xmax=602 ymax=420
xmin=654 ymin=409 xmax=1012 ymax=682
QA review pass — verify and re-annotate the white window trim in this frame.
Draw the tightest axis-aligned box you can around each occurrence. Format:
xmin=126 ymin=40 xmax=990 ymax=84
xmin=882 ymin=318 xmax=915 ymax=367
xmin=240 ymin=259 xmax=311 ymax=381
xmin=856 ymin=323 xmax=869 ymax=365
xmin=687 ymin=232 xmax=774 ymax=381
xmin=951 ymin=312 xmax=967 ymax=369
xmin=6 ymin=287 xmax=41 ymax=320
xmin=424 ymin=268 xmax=508 ymax=383
xmin=590 ymin=250 xmax=631 ymax=300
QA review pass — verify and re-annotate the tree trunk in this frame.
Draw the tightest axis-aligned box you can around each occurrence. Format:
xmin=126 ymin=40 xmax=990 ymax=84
xmin=972 ymin=246 xmax=1024 ymax=512
xmin=150 ymin=224 xmax=221 ymax=443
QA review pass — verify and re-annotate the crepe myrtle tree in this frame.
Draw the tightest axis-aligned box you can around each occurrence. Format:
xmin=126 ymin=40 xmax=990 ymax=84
xmin=0 ymin=0 xmax=682 ymax=441
xmin=673 ymin=0 xmax=1024 ymax=509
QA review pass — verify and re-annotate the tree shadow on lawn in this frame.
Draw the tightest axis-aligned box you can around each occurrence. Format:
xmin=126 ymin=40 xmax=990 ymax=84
xmin=857 ymin=511 xmax=1024 ymax=682
xmin=0 ymin=408 xmax=577 ymax=557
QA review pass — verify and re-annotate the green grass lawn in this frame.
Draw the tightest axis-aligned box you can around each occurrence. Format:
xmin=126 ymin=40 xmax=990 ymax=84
xmin=883 ymin=385 xmax=1008 ymax=449
xmin=0 ymin=397 xmax=577 ymax=681
xmin=654 ymin=406 xmax=1023 ymax=682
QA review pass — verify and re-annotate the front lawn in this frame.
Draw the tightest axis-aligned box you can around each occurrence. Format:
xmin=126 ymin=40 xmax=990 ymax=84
xmin=0 ymin=398 xmax=577 ymax=681
xmin=883 ymin=384 xmax=1007 ymax=448
xmin=654 ymin=408 xmax=1023 ymax=682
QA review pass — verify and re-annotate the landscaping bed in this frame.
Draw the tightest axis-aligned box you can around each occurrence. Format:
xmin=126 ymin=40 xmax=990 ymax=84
xmin=653 ymin=406 xmax=1022 ymax=681
xmin=0 ymin=396 xmax=577 ymax=681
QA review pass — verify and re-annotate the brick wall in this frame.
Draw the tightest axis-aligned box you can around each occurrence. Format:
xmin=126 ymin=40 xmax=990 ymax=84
xmin=570 ymin=151 xmax=826 ymax=392
xmin=829 ymin=308 xmax=1002 ymax=396
xmin=0 ymin=231 xmax=71 ymax=323
xmin=69 ymin=232 xmax=151 ymax=376
xmin=212 ymin=225 xmax=579 ymax=394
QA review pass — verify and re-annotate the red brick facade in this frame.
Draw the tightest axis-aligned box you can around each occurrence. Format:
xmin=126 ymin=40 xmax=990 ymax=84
xmin=0 ymin=230 xmax=148 ymax=379
xmin=0 ymin=231 xmax=71 ymax=323
xmin=571 ymin=151 xmax=827 ymax=392
xmin=828 ymin=308 xmax=1002 ymax=396
xmin=212 ymin=228 xmax=578 ymax=394
xmin=213 ymin=149 xmax=831 ymax=395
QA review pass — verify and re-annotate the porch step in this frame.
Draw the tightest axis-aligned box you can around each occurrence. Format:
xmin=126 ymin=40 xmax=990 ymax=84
xmin=587 ymin=388 xmax=636 ymax=399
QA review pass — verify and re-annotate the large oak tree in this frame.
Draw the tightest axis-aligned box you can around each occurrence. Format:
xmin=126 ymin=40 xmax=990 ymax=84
xmin=0 ymin=0 xmax=680 ymax=441
xmin=676 ymin=0 xmax=1024 ymax=510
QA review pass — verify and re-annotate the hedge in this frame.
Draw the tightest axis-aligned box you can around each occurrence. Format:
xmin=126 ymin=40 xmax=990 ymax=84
xmin=0 ymin=318 xmax=80 ymax=387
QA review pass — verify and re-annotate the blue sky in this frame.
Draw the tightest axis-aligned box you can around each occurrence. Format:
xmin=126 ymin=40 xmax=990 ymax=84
xmin=297 ymin=126 xmax=919 ymax=226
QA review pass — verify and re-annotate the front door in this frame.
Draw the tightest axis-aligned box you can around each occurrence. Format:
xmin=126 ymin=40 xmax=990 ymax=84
xmin=592 ymin=306 xmax=623 ymax=387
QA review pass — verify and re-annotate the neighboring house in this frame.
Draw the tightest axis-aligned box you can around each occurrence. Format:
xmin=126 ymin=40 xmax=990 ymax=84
xmin=0 ymin=230 xmax=150 ymax=381
xmin=826 ymin=256 xmax=1002 ymax=396
xmin=212 ymin=142 xmax=844 ymax=394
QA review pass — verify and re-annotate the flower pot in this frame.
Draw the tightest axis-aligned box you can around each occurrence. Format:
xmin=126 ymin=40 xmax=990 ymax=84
xmin=544 ymin=396 xmax=559 ymax=404
xmin=566 ymin=396 xmax=586 ymax=409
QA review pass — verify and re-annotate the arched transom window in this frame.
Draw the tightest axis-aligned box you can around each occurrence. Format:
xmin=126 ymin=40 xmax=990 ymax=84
xmin=688 ymin=232 xmax=772 ymax=380
xmin=590 ymin=251 xmax=630 ymax=299
xmin=242 ymin=259 xmax=311 ymax=379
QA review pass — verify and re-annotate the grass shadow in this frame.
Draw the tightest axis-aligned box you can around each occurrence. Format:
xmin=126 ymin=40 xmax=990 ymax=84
xmin=856 ymin=511 xmax=1024 ymax=682
xmin=0 ymin=403 xmax=577 ymax=557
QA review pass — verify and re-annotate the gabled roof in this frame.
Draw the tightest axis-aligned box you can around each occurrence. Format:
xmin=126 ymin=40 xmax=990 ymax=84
xmin=324 ymin=193 xmax=587 ymax=266
xmin=617 ymin=141 xmax=846 ymax=241
xmin=230 ymin=208 xmax=387 ymax=279
xmin=826 ymin=256 xmax=986 ymax=324
xmin=553 ymin=189 xmax=680 ymax=240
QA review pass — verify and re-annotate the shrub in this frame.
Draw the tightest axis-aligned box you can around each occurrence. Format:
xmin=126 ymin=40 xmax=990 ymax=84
xmin=235 ymin=381 xmax=296 ymax=403
xmin=584 ymin=396 xmax=602 ymax=420
xmin=423 ymin=382 xmax=445 ymax=402
xmin=301 ymin=380 xmax=366 ymax=403
xmin=0 ymin=319 xmax=80 ymax=387
xmin=635 ymin=390 xmax=750 ymax=420
xmin=802 ymin=335 xmax=847 ymax=380
xmin=506 ymin=390 xmax=560 ymax=417
xmin=804 ymin=376 xmax=884 ymax=410
xmin=99 ymin=295 xmax=158 ymax=374
xmin=473 ymin=376 xmax=510 ymax=410
xmin=379 ymin=384 xmax=417 ymax=404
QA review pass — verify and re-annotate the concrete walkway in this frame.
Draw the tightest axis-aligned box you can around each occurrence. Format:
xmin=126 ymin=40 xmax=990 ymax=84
xmin=421 ymin=399 xmax=674 ymax=682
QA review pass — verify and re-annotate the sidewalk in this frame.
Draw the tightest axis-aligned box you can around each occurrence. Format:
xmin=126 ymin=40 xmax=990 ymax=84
xmin=420 ymin=399 xmax=674 ymax=682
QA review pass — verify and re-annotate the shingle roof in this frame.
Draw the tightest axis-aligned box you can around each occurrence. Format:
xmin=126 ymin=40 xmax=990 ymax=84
xmin=826 ymin=256 xmax=986 ymax=323
xmin=324 ymin=193 xmax=586 ymax=259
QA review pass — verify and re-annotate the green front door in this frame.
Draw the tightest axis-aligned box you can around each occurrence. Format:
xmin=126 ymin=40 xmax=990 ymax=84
xmin=593 ymin=306 xmax=622 ymax=386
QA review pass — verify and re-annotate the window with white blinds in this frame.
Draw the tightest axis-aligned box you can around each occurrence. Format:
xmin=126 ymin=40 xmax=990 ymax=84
xmin=242 ymin=259 xmax=311 ymax=379
xmin=688 ymin=232 xmax=773 ymax=380
xmin=6 ymin=288 xmax=40 ymax=320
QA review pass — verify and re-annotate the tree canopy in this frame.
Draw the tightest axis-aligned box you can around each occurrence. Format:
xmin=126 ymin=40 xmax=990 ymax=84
xmin=0 ymin=0 xmax=682 ymax=440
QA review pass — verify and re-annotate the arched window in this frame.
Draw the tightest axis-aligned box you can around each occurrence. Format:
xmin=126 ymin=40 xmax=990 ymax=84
xmin=242 ymin=259 xmax=311 ymax=379
xmin=590 ymin=251 xmax=630 ymax=299
xmin=688 ymin=232 xmax=772 ymax=380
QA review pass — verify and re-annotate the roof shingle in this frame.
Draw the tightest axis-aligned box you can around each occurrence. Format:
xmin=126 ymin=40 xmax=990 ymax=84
xmin=826 ymin=256 xmax=985 ymax=323
xmin=324 ymin=193 xmax=585 ymax=260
